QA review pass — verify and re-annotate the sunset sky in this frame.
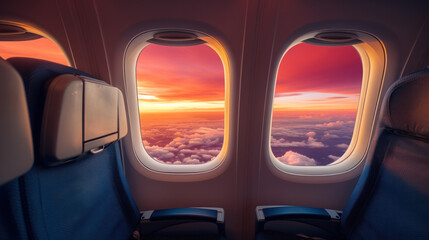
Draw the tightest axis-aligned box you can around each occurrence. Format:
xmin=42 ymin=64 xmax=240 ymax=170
xmin=0 ymin=38 xmax=68 ymax=65
xmin=0 ymin=38 xmax=362 ymax=165
xmin=274 ymin=43 xmax=362 ymax=112
xmin=137 ymin=44 xmax=224 ymax=113
xmin=0 ymin=38 xmax=361 ymax=115
xmin=271 ymin=43 xmax=362 ymax=165
xmin=136 ymin=43 xmax=362 ymax=114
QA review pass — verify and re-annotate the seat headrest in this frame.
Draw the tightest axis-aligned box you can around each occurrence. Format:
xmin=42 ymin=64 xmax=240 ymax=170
xmin=0 ymin=58 xmax=33 ymax=185
xmin=41 ymin=74 xmax=128 ymax=166
xmin=382 ymin=68 xmax=429 ymax=138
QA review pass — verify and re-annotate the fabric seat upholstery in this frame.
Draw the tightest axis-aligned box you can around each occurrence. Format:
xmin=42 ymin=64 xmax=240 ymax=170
xmin=0 ymin=57 xmax=34 ymax=240
xmin=342 ymin=68 xmax=429 ymax=239
xmin=6 ymin=58 xmax=140 ymax=240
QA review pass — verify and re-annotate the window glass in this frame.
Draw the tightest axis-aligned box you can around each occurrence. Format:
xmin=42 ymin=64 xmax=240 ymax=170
xmin=271 ymin=43 xmax=362 ymax=166
xmin=137 ymin=44 xmax=225 ymax=164
xmin=0 ymin=37 xmax=68 ymax=65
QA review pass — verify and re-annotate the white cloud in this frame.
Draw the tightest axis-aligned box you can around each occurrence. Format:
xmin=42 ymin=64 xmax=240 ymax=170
xmin=141 ymin=126 xmax=225 ymax=164
xmin=166 ymin=127 xmax=223 ymax=150
xmin=141 ymin=115 xmax=355 ymax=165
xmin=323 ymin=132 xmax=339 ymax=139
xmin=328 ymin=155 xmax=340 ymax=161
xmin=316 ymin=121 xmax=345 ymax=128
xmin=201 ymin=154 xmax=215 ymax=160
xmin=179 ymin=148 xmax=221 ymax=156
xmin=278 ymin=151 xmax=316 ymax=166
xmin=336 ymin=143 xmax=349 ymax=149
xmin=144 ymin=145 xmax=175 ymax=160
xmin=271 ymin=127 xmax=303 ymax=137
xmin=182 ymin=157 xmax=201 ymax=164
xmin=307 ymin=137 xmax=325 ymax=148
xmin=271 ymin=136 xmax=325 ymax=148
xmin=271 ymin=137 xmax=306 ymax=147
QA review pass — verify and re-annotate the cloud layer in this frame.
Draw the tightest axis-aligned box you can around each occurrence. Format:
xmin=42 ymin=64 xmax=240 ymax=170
xmin=271 ymin=113 xmax=355 ymax=166
xmin=142 ymin=119 xmax=224 ymax=164
xmin=278 ymin=151 xmax=316 ymax=166
xmin=140 ymin=112 xmax=355 ymax=166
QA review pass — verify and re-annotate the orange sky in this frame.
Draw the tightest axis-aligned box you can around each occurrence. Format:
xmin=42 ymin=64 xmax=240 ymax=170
xmin=273 ymin=43 xmax=362 ymax=112
xmin=137 ymin=42 xmax=362 ymax=113
xmin=0 ymin=38 xmax=69 ymax=65
xmin=0 ymin=38 xmax=362 ymax=113
xmin=276 ymin=43 xmax=362 ymax=94
xmin=137 ymin=44 xmax=225 ymax=113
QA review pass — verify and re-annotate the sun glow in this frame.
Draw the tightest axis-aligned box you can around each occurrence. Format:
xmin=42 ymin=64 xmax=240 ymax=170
xmin=137 ymin=43 xmax=226 ymax=164
xmin=0 ymin=38 xmax=68 ymax=65
xmin=136 ymin=44 xmax=224 ymax=114
xmin=138 ymin=100 xmax=224 ymax=113
xmin=273 ymin=91 xmax=360 ymax=111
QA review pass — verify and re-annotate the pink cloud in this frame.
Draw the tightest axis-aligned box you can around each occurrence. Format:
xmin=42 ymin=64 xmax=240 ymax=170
xmin=278 ymin=151 xmax=317 ymax=166
xmin=271 ymin=136 xmax=325 ymax=148
xmin=182 ymin=157 xmax=202 ymax=164
xmin=142 ymin=126 xmax=223 ymax=164
xmin=307 ymin=137 xmax=325 ymax=148
xmin=306 ymin=131 xmax=316 ymax=137
xmin=323 ymin=132 xmax=339 ymax=139
xmin=144 ymin=145 xmax=175 ymax=160
xmin=336 ymin=143 xmax=349 ymax=149
xmin=316 ymin=121 xmax=345 ymax=128
xmin=179 ymin=148 xmax=221 ymax=156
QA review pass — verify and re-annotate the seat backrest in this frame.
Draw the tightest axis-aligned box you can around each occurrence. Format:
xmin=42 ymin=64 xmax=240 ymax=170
xmin=0 ymin=57 xmax=33 ymax=185
xmin=7 ymin=58 xmax=140 ymax=240
xmin=342 ymin=69 xmax=429 ymax=240
xmin=0 ymin=57 xmax=34 ymax=240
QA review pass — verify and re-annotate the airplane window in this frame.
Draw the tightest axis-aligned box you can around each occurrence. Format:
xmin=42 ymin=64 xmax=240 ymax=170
xmin=0 ymin=37 xmax=68 ymax=65
xmin=271 ymin=43 xmax=362 ymax=166
xmin=137 ymin=44 xmax=225 ymax=165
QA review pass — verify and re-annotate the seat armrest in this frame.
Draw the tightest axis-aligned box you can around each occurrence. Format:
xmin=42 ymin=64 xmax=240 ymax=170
xmin=142 ymin=207 xmax=224 ymax=223
xmin=256 ymin=206 xmax=344 ymax=239
xmin=256 ymin=206 xmax=341 ymax=222
xmin=137 ymin=207 xmax=225 ymax=237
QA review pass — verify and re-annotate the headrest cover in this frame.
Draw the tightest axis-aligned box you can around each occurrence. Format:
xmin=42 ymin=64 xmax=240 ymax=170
xmin=41 ymin=74 xmax=128 ymax=166
xmin=382 ymin=69 xmax=429 ymax=137
xmin=0 ymin=58 xmax=33 ymax=184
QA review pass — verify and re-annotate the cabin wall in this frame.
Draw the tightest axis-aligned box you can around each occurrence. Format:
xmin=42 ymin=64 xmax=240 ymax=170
xmin=1 ymin=0 xmax=428 ymax=239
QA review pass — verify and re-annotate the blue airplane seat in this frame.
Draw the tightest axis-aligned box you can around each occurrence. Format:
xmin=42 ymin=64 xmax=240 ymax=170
xmin=256 ymin=68 xmax=429 ymax=240
xmin=6 ymin=58 xmax=226 ymax=240
xmin=6 ymin=58 xmax=140 ymax=240
xmin=0 ymin=57 xmax=34 ymax=240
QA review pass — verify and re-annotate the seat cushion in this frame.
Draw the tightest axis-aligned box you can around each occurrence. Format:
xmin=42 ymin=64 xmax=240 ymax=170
xmin=347 ymin=133 xmax=429 ymax=240
xmin=21 ymin=143 xmax=140 ymax=240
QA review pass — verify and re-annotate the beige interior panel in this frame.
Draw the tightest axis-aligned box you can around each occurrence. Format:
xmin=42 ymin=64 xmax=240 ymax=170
xmin=84 ymin=80 xmax=118 ymax=141
xmin=41 ymin=74 xmax=127 ymax=162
